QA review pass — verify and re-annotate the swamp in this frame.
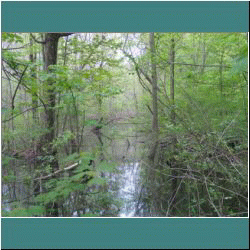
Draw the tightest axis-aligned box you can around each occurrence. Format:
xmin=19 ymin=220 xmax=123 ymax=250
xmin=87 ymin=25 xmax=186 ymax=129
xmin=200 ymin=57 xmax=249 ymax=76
xmin=1 ymin=32 xmax=248 ymax=217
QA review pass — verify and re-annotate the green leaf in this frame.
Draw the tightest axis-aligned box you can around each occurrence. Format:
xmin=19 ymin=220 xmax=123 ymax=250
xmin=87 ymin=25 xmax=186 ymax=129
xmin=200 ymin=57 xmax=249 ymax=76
xmin=87 ymin=177 xmax=107 ymax=186
xmin=81 ymin=213 xmax=100 ymax=217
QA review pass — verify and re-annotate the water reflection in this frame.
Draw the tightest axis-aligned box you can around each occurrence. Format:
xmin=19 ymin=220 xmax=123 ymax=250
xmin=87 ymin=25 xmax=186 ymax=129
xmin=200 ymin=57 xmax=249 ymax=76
xmin=117 ymin=162 xmax=141 ymax=217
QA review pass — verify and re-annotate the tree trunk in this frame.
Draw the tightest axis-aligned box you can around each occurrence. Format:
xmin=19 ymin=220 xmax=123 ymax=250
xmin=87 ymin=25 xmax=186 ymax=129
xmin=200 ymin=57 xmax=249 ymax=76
xmin=149 ymin=32 xmax=159 ymax=164
xmin=169 ymin=37 xmax=178 ymax=216
xmin=219 ymin=51 xmax=224 ymax=116
xmin=43 ymin=33 xmax=72 ymax=217
xmin=29 ymin=34 xmax=38 ymax=123
xmin=201 ymin=35 xmax=206 ymax=74
xmin=44 ymin=33 xmax=61 ymax=168
xmin=150 ymin=33 xmax=158 ymax=135
xmin=170 ymin=38 xmax=175 ymax=124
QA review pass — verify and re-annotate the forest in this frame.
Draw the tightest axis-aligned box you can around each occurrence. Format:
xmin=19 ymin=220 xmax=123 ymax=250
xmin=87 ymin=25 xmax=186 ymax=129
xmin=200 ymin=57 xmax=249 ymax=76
xmin=1 ymin=32 xmax=248 ymax=217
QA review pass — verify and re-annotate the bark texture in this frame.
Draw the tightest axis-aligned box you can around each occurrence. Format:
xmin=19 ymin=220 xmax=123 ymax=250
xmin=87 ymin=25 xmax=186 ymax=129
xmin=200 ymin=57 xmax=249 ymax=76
xmin=43 ymin=33 xmax=72 ymax=216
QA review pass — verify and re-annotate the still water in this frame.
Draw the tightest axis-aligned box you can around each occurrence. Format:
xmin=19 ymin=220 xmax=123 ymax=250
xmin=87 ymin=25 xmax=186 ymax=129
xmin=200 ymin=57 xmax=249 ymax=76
xmin=2 ymin=123 xmax=145 ymax=217
xmin=71 ymin=162 xmax=142 ymax=217
xmin=117 ymin=162 xmax=141 ymax=217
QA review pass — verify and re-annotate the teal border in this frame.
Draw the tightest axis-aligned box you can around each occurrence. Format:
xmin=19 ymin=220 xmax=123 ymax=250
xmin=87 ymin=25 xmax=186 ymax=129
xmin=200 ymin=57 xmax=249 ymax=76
xmin=1 ymin=1 xmax=249 ymax=249
xmin=1 ymin=218 xmax=249 ymax=249
xmin=1 ymin=1 xmax=249 ymax=32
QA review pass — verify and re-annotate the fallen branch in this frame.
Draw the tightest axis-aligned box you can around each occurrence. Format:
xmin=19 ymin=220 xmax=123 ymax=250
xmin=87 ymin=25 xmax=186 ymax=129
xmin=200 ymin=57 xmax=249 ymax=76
xmin=33 ymin=161 xmax=81 ymax=181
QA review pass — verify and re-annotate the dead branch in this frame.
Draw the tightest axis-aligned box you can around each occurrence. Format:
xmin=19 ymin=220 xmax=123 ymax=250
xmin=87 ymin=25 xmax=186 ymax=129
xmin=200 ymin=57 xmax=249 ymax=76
xmin=33 ymin=161 xmax=80 ymax=181
xmin=11 ymin=65 xmax=28 ymax=109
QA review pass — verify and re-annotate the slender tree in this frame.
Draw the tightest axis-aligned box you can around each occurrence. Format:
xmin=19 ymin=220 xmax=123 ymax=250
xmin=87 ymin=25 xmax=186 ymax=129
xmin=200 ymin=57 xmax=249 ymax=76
xmin=150 ymin=33 xmax=158 ymax=137
xmin=169 ymin=37 xmax=178 ymax=215
xmin=169 ymin=37 xmax=175 ymax=124
xmin=147 ymin=32 xmax=159 ymax=170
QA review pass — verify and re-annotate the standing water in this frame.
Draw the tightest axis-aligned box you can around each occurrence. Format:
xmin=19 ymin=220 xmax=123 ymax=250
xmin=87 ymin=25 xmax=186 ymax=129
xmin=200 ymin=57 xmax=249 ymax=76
xmin=117 ymin=162 xmax=141 ymax=217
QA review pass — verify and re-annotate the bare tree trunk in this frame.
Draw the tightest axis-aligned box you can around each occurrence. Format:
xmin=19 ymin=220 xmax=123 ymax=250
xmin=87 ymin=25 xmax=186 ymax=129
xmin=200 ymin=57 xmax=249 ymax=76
xmin=29 ymin=34 xmax=38 ymax=203
xmin=133 ymin=87 xmax=139 ymax=113
xmin=170 ymin=38 xmax=175 ymax=124
xmin=169 ymin=37 xmax=178 ymax=216
xmin=149 ymin=32 xmax=159 ymax=164
xmin=219 ymin=51 xmax=224 ymax=117
xmin=150 ymin=33 xmax=158 ymax=136
xmin=29 ymin=35 xmax=38 ymax=123
xmin=201 ymin=35 xmax=206 ymax=74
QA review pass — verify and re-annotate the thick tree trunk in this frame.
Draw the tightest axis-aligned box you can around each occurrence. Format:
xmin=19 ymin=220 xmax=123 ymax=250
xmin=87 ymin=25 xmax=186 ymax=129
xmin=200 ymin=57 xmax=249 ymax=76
xmin=44 ymin=33 xmax=60 ymax=216
xmin=43 ymin=33 xmax=72 ymax=217
xmin=44 ymin=33 xmax=61 ymax=171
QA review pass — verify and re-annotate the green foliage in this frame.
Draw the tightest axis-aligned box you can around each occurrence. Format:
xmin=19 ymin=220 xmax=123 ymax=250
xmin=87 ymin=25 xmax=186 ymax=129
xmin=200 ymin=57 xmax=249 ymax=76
xmin=53 ymin=131 xmax=75 ymax=149
xmin=231 ymin=44 xmax=248 ymax=75
xmin=1 ymin=33 xmax=247 ymax=217
xmin=2 ymin=33 xmax=24 ymax=43
xmin=81 ymin=213 xmax=100 ymax=217
xmin=96 ymin=161 xmax=117 ymax=173
xmin=136 ymin=32 xmax=248 ymax=217
xmin=3 ymin=205 xmax=45 ymax=217
xmin=85 ymin=119 xmax=98 ymax=126
xmin=34 ymin=151 xmax=118 ymax=212
xmin=2 ymin=175 xmax=16 ymax=183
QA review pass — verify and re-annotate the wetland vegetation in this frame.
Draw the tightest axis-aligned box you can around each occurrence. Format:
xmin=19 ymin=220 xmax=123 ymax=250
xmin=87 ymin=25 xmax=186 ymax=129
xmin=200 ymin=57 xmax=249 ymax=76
xmin=1 ymin=32 xmax=248 ymax=217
